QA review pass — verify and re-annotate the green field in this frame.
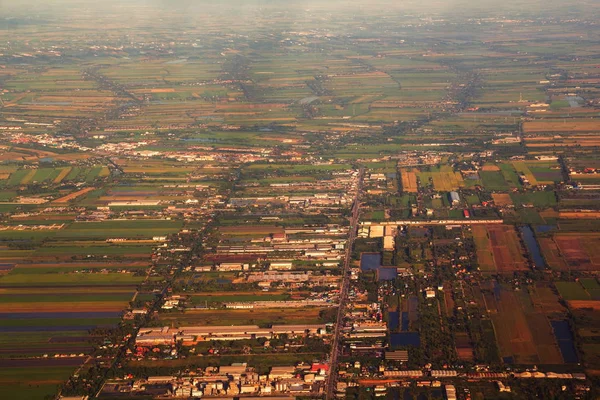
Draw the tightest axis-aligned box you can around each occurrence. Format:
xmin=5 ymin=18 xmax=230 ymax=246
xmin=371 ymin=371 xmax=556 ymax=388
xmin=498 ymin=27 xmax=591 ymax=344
xmin=55 ymin=220 xmax=183 ymax=239
xmin=0 ymin=273 xmax=149 ymax=286
xmin=555 ymin=281 xmax=590 ymax=301
xmin=511 ymin=191 xmax=557 ymax=207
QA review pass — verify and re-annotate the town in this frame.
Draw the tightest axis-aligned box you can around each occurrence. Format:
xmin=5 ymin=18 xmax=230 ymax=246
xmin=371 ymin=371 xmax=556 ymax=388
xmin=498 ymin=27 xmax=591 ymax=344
xmin=0 ymin=0 xmax=600 ymax=399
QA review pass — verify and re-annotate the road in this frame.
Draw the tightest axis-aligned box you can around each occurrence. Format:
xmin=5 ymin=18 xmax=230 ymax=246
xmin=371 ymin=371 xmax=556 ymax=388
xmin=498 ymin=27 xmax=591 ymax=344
xmin=325 ymin=167 xmax=364 ymax=399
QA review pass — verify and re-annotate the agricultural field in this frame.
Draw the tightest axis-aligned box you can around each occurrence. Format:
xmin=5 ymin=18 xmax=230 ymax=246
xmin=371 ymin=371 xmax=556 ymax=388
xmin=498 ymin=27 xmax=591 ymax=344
xmin=0 ymin=1 xmax=599 ymax=398
xmin=0 ymin=365 xmax=77 ymax=400
xmin=157 ymin=307 xmax=329 ymax=328
xmin=0 ymin=165 xmax=110 ymax=190
xmin=539 ymin=233 xmax=600 ymax=271
xmin=416 ymin=165 xmax=465 ymax=191
xmin=468 ymin=281 xmax=570 ymax=367
xmin=472 ymin=225 xmax=528 ymax=273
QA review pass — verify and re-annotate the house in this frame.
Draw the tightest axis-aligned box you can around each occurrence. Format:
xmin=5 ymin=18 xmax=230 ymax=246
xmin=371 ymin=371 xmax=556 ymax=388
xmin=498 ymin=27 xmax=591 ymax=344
xmin=310 ymin=363 xmax=330 ymax=375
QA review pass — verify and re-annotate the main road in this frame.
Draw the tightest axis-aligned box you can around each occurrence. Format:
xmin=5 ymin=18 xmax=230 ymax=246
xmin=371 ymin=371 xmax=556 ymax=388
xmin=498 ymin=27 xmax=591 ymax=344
xmin=325 ymin=167 xmax=364 ymax=399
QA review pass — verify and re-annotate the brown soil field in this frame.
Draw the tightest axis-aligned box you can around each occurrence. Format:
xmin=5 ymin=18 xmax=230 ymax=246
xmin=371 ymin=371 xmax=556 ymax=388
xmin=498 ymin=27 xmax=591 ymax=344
xmin=567 ymin=300 xmax=600 ymax=310
xmin=523 ymin=120 xmax=600 ymax=133
xmin=0 ymin=151 xmax=37 ymax=161
xmin=1 ymin=301 xmax=127 ymax=312
xmin=443 ymin=286 xmax=455 ymax=315
xmin=400 ymin=169 xmax=418 ymax=193
xmin=542 ymin=233 xmax=600 ymax=270
xmin=53 ymin=187 xmax=95 ymax=203
xmin=527 ymin=313 xmax=564 ymax=364
xmin=554 ymin=236 xmax=598 ymax=270
xmin=491 ymin=289 xmax=539 ymax=364
xmin=570 ymin=173 xmax=600 ymax=179
xmin=12 ymin=147 xmax=58 ymax=158
xmin=492 ymin=193 xmax=513 ymax=206
xmin=559 ymin=212 xmax=600 ymax=219
xmin=539 ymin=238 xmax=569 ymax=270
xmin=53 ymin=167 xmax=72 ymax=183
xmin=539 ymin=209 xmax=559 ymax=219
xmin=481 ymin=164 xmax=500 ymax=171
xmin=456 ymin=347 xmax=475 ymax=361
xmin=455 ymin=332 xmax=474 ymax=361
xmin=488 ymin=225 xmax=528 ymax=272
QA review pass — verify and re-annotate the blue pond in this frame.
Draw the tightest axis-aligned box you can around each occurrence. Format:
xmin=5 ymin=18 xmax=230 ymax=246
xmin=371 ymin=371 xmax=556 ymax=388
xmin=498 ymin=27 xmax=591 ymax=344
xmin=519 ymin=226 xmax=546 ymax=268
xmin=401 ymin=312 xmax=409 ymax=331
xmin=378 ymin=267 xmax=398 ymax=281
xmin=551 ymin=320 xmax=579 ymax=363
xmin=360 ymin=253 xmax=381 ymax=272
xmin=390 ymin=332 xmax=420 ymax=348
xmin=388 ymin=311 xmax=399 ymax=330
xmin=535 ymin=225 xmax=556 ymax=234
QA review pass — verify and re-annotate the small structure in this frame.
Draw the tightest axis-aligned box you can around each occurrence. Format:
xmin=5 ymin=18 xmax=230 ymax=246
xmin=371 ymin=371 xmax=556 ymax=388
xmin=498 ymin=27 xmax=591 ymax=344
xmin=449 ymin=191 xmax=460 ymax=205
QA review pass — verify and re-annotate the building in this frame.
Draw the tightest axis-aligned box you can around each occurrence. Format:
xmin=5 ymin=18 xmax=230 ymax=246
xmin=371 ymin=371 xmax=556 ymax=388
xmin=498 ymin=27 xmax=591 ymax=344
xmin=369 ymin=225 xmax=384 ymax=238
xmin=269 ymin=261 xmax=293 ymax=270
xmin=220 ymin=364 xmax=248 ymax=378
xmin=171 ymin=324 xmax=327 ymax=342
xmin=269 ymin=366 xmax=296 ymax=379
xmin=449 ymin=191 xmax=460 ymax=205
xmin=217 ymin=262 xmax=248 ymax=271
xmin=445 ymin=384 xmax=457 ymax=400
xmin=385 ymin=350 xmax=409 ymax=362
xmin=383 ymin=370 xmax=423 ymax=378
xmin=383 ymin=236 xmax=395 ymax=250
xmin=135 ymin=327 xmax=174 ymax=346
